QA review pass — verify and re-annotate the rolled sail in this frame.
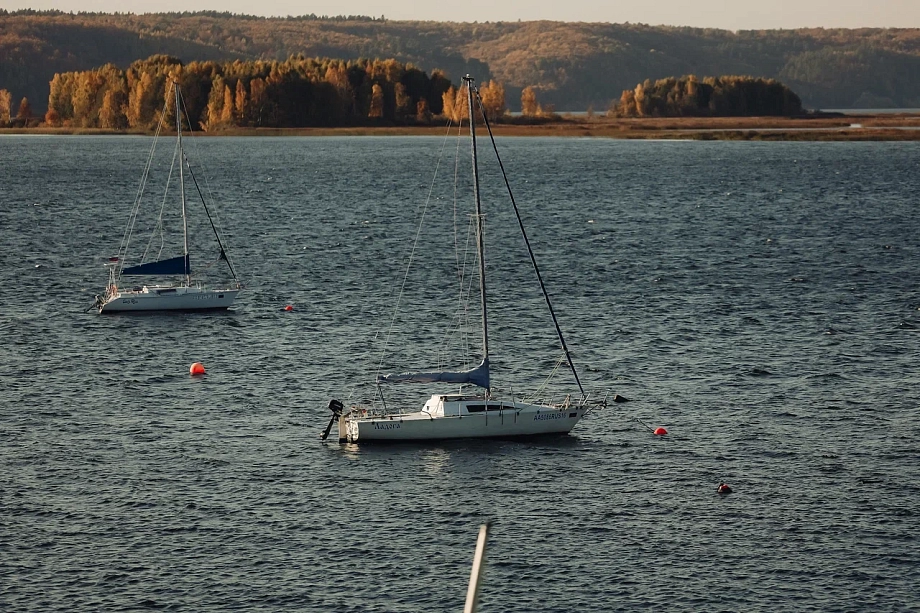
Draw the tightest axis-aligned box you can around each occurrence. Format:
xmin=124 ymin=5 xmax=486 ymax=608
xmin=376 ymin=358 xmax=490 ymax=389
xmin=121 ymin=255 xmax=190 ymax=276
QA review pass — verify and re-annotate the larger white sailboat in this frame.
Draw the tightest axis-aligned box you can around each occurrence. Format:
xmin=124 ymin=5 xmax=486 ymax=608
xmin=322 ymin=75 xmax=606 ymax=443
xmin=95 ymin=81 xmax=241 ymax=314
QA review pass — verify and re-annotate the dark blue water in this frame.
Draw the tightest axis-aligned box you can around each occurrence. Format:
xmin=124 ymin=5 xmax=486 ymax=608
xmin=1 ymin=135 xmax=919 ymax=611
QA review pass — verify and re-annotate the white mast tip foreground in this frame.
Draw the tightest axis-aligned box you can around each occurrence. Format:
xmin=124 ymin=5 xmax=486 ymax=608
xmin=464 ymin=522 xmax=491 ymax=613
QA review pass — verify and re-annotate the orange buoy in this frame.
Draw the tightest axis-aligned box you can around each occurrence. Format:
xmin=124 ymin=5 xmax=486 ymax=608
xmin=653 ymin=427 xmax=668 ymax=436
xmin=718 ymin=482 xmax=732 ymax=494
xmin=283 ymin=305 xmax=294 ymax=311
xmin=189 ymin=362 xmax=206 ymax=376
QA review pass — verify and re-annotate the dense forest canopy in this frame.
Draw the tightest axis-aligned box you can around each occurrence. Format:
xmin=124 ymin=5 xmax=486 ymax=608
xmin=2 ymin=11 xmax=919 ymax=114
xmin=612 ymin=75 xmax=804 ymax=117
xmin=39 ymin=56 xmax=461 ymax=129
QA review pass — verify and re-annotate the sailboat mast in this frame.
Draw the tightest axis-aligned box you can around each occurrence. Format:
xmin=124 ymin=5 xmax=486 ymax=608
xmin=175 ymin=82 xmax=190 ymax=287
xmin=465 ymin=75 xmax=490 ymax=372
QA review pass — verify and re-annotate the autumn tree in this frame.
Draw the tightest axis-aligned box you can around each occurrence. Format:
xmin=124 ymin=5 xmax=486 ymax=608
xmin=368 ymin=83 xmax=384 ymax=119
xmin=99 ymin=90 xmax=126 ymax=129
xmin=249 ymin=77 xmax=267 ymax=126
xmin=478 ymin=80 xmax=506 ymax=122
xmin=201 ymin=75 xmax=226 ymax=131
xmin=16 ymin=97 xmax=32 ymax=121
xmin=394 ymin=82 xmax=412 ymax=120
xmin=520 ymin=86 xmax=540 ymax=116
xmin=441 ymin=85 xmax=469 ymax=122
xmin=72 ymin=71 xmax=104 ymax=127
xmin=125 ymin=71 xmax=157 ymax=129
xmin=416 ymin=98 xmax=432 ymax=123
xmin=0 ymin=89 xmax=11 ymax=125
xmin=47 ymin=73 xmax=76 ymax=124
xmin=220 ymin=83 xmax=234 ymax=125
xmin=44 ymin=108 xmax=61 ymax=126
xmin=234 ymin=79 xmax=248 ymax=125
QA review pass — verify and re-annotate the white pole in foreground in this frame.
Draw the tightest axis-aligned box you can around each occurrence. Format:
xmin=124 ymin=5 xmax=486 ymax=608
xmin=464 ymin=522 xmax=491 ymax=613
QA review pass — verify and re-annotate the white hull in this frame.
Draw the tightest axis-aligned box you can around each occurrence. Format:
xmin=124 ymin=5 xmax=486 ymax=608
xmin=338 ymin=395 xmax=587 ymax=443
xmin=99 ymin=285 xmax=239 ymax=313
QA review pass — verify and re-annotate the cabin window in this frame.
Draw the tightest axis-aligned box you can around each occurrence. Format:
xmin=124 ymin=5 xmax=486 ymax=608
xmin=466 ymin=404 xmax=507 ymax=413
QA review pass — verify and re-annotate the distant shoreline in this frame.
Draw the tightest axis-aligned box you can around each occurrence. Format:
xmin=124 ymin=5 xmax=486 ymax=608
xmin=4 ymin=113 xmax=920 ymax=140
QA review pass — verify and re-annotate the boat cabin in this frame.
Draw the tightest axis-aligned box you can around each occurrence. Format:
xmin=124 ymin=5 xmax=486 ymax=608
xmin=423 ymin=394 xmax=520 ymax=417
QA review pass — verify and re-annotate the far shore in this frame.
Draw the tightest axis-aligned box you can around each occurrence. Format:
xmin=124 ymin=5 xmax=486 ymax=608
xmin=4 ymin=113 xmax=920 ymax=140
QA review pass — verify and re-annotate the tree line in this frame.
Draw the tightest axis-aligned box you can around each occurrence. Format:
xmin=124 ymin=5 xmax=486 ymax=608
xmin=0 ymin=59 xmax=807 ymax=130
xmin=16 ymin=55 xmax=524 ymax=130
xmin=40 ymin=56 xmax=453 ymax=130
xmin=611 ymin=75 xmax=803 ymax=117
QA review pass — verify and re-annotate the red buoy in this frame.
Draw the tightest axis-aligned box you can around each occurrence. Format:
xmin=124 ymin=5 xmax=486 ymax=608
xmin=283 ymin=305 xmax=294 ymax=311
xmin=189 ymin=362 xmax=206 ymax=376
xmin=718 ymin=482 xmax=732 ymax=494
xmin=653 ymin=427 xmax=668 ymax=436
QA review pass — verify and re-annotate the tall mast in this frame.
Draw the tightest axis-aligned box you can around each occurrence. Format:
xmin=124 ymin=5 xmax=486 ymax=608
xmin=175 ymin=82 xmax=190 ymax=287
xmin=464 ymin=75 xmax=490 ymax=378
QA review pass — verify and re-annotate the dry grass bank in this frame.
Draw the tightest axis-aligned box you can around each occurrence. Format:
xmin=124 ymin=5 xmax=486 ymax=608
xmin=4 ymin=114 xmax=920 ymax=140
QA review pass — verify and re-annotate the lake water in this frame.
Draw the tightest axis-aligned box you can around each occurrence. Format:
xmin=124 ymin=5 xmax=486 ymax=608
xmin=1 ymin=135 xmax=919 ymax=611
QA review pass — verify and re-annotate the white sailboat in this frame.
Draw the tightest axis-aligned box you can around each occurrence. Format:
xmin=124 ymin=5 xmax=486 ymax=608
xmin=322 ymin=75 xmax=607 ymax=443
xmin=94 ymin=81 xmax=241 ymax=314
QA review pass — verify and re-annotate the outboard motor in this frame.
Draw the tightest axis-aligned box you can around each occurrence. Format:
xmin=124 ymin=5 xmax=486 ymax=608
xmin=321 ymin=399 xmax=345 ymax=441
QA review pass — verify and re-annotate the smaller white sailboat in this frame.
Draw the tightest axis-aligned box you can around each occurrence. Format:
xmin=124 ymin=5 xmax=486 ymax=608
xmin=95 ymin=81 xmax=241 ymax=314
xmin=322 ymin=75 xmax=607 ymax=443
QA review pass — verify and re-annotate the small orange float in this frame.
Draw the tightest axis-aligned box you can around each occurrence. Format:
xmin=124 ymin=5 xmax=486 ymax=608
xmin=189 ymin=362 xmax=206 ymax=376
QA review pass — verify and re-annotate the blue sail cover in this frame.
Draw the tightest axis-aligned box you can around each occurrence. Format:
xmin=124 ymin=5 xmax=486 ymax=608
xmin=376 ymin=358 xmax=490 ymax=389
xmin=121 ymin=255 xmax=190 ymax=276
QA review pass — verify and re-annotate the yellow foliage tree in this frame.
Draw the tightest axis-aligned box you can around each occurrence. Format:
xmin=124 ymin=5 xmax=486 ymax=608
xmin=441 ymin=85 xmax=469 ymax=122
xmin=126 ymin=71 xmax=156 ymax=129
xmin=368 ymin=83 xmax=384 ymax=119
xmin=17 ymin=97 xmax=32 ymax=121
xmin=0 ymin=89 xmax=11 ymax=124
xmin=478 ymin=80 xmax=506 ymax=122
xmin=44 ymin=108 xmax=62 ymax=127
xmin=220 ymin=84 xmax=235 ymax=125
xmin=201 ymin=75 xmax=226 ymax=131
xmin=99 ymin=90 xmax=126 ymax=129
xmin=520 ymin=86 xmax=540 ymax=116
xmin=395 ymin=82 xmax=412 ymax=120
xmin=235 ymin=79 xmax=248 ymax=126
xmin=249 ymin=77 xmax=266 ymax=126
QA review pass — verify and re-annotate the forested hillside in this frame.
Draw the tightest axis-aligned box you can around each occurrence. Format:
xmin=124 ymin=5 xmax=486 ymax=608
xmin=2 ymin=10 xmax=920 ymax=114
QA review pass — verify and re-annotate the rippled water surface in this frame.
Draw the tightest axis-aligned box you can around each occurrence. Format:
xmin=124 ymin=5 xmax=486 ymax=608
xmin=2 ymin=135 xmax=920 ymax=611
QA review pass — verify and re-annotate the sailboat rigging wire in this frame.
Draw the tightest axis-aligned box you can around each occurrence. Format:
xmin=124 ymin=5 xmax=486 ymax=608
xmin=141 ymin=137 xmax=180 ymax=264
xmin=374 ymin=121 xmax=458 ymax=383
xmin=117 ymin=94 xmax=170 ymax=275
xmin=176 ymin=85 xmax=239 ymax=279
xmin=474 ymin=90 xmax=587 ymax=402
xmin=438 ymin=213 xmax=479 ymax=371
xmin=183 ymin=156 xmax=241 ymax=285
xmin=531 ymin=356 xmax=565 ymax=400
xmin=439 ymin=118 xmax=477 ymax=372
